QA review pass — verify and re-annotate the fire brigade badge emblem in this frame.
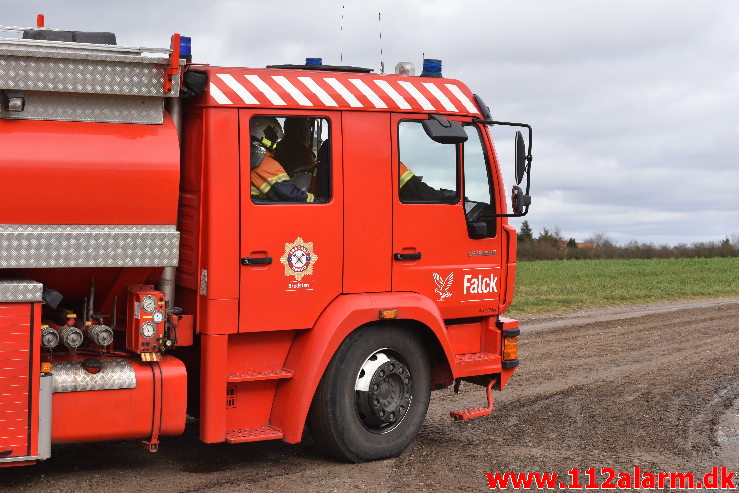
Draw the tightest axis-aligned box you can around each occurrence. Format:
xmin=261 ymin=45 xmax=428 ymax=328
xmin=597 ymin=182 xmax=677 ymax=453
xmin=280 ymin=237 xmax=318 ymax=281
xmin=433 ymin=272 xmax=454 ymax=301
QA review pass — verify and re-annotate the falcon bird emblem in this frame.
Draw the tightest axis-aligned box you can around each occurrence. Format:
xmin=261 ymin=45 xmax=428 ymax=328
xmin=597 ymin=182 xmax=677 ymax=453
xmin=433 ymin=272 xmax=454 ymax=302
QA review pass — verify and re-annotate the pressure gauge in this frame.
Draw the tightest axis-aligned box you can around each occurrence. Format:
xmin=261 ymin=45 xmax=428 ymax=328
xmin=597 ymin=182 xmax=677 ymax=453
xmin=140 ymin=321 xmax=156 ymax=339
xmin=141 ymin=295 xmax=157 ymax=313
xmin=152 ymin=310 xmax=165 ymax=324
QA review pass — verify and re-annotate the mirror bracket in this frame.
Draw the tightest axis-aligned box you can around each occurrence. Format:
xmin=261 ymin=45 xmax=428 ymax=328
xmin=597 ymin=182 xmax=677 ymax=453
xmin=429 ymin=114 xmax=452 ymax=128
xmin=472 ymin=118 xmax=533 ymax=167
xmin=475 ymin=118 xmax=534 ymax=217
xmin=422 ymin=114 xmax=468 ymax=144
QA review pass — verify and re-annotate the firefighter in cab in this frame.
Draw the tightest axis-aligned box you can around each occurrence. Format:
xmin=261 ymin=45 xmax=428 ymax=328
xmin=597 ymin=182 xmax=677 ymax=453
xmin=274 ymin=116 xmax=316 ymax=176
xmin=250 ymin=117 xmax=315 ymax=203
xmin=399 ymin=162 xmax=456 ymax=202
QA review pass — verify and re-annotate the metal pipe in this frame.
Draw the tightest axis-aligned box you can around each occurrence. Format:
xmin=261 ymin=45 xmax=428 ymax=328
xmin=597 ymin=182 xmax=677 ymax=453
xmin=88 ymin=282 xmax=95 ymax=320
xmin=111 ymin=296 xmax=118 ymax=330
xmin=160 ymin=96 xmax=183 ymax=309
xmin=166 ymin=97 xmax=183 ymax=143
xmin=159 ymin=267 xmax=176 ymax=310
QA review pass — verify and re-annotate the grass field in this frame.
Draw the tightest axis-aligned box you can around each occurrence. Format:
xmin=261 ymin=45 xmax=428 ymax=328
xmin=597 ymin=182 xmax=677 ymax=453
xmin=506 ymin=257 xmax=739 ymax=316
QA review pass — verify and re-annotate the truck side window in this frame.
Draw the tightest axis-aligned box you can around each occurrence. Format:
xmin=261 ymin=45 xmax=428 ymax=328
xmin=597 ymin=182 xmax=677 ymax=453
xmin=398 ymin=121 xmax=458 ymax=204
xmin=250 ymin=116 xmax=331 ymax=204
xmin=463 ymin=124 xmax=496 ymax=238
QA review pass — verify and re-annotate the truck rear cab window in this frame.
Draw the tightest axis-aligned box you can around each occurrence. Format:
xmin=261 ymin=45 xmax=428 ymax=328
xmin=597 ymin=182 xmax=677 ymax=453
xmin=250 ymin=116 xmax=331 ymax=204
xmin=398 ymin=121 xmax=458 ymax=204
xmin=463 ymin=124 xmax=496 ymax=238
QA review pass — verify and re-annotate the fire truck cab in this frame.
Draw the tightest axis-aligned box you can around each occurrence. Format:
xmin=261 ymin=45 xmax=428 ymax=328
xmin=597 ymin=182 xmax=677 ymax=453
xmin=0 ymin=24 xmax=532 ymax=465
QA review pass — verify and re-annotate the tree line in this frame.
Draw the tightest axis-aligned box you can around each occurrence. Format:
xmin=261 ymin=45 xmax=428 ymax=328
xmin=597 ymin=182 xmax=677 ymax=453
xmin=516 ymin=221 xmax=739 ymax=261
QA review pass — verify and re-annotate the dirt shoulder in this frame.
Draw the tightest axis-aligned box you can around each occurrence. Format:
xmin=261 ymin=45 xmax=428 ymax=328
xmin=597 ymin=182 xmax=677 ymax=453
xmin=518 ymin=296 xmax=739 ymax=331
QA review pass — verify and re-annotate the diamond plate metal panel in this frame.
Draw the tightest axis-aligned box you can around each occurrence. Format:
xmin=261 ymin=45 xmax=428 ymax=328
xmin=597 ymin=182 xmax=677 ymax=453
xmin=0 ymin=225 xmax=179 ymax=268
xmin=51 ymin=359 xmax=136 ymax=393
xmin=0 ymin=91 xmax=164 ymax=124
xmin=0 ymin=280 xmax=42 ymax=302
xmin=0 ymin=44 xmax=181 ymax=97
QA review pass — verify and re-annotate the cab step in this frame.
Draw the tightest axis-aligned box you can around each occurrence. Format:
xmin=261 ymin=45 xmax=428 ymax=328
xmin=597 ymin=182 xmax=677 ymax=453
xmin=225 ymin=425 xmax=283 ymax=443
xmin=226 ymin=368 xmax=294 ymax=383
xmin=450 ymin=378 xmax=495 ymax=421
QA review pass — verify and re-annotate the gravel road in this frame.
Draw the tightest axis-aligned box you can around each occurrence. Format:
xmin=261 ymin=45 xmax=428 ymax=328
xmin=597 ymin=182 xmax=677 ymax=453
xmin=2 ymin=298 xmax=737 ymax=492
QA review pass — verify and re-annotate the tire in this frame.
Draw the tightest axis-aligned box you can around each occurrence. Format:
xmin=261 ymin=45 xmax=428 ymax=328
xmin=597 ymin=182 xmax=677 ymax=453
xmin=308 ymin=324 xmax=431 ymax=462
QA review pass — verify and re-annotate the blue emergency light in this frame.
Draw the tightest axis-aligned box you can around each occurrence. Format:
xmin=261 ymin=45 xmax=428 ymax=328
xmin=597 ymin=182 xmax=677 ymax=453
xmin=421 ymin=58 xmax=442 ymax=78
xmin=180 ymin=36 xmax=192 ymax=57
xmin=305 ymin=58 xmax=323 ymax=66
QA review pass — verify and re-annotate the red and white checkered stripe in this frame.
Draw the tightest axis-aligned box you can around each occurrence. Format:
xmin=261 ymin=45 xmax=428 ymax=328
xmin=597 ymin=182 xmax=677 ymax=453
xmin=205 ymin=69 xmax=480 ymax=116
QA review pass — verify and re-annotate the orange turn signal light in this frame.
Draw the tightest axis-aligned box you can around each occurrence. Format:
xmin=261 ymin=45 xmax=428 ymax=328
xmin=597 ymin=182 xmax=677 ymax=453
xmin=502 ymin=336 xmax=518 ymax=361
xmin=379 ymin=309 xmax=398 ymax=319
xmin=40 ymin=362 xmax=52 ymax=374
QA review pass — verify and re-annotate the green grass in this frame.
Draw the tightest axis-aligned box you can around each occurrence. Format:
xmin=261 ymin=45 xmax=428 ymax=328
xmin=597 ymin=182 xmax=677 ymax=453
xmin=506 ymin=257 xmax=739 ymax=316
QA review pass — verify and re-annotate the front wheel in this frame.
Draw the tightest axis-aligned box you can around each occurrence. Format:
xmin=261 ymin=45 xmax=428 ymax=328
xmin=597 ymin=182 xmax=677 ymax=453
xmin=308 ymin=325 xmax=431 ymax=462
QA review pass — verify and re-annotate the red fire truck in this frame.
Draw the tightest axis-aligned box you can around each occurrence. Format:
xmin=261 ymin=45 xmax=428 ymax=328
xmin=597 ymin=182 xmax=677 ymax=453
xmin=0 ymin=19 xmax=533 ymax=466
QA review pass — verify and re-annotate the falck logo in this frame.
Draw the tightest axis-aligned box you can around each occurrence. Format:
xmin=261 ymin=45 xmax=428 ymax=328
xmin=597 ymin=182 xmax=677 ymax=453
xmin=280 ymin=237 xmax=318 ymax=281
xmin=433 ymin=272 xmax=454 ymax=302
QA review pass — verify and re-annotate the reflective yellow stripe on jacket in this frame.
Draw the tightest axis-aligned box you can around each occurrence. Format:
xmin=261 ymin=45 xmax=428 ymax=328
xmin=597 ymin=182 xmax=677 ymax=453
xmin=251 ymin=155 xmax=291 ymax=198
xmin=399 ymin=162 xmax=415 ymax=188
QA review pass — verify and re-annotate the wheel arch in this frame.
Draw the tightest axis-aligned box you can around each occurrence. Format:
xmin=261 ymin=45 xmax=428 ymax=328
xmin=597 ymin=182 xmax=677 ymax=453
xmin=271 ymin=292 xmax=456 ymax=443
xmin=388 ymin=318 xmax=454 ymax=390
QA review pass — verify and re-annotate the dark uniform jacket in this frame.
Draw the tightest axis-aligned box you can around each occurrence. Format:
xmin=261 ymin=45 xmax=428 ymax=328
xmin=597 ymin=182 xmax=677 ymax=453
xmin=399 ymin=162 xmax=454 ymax=202
xmin=274 ymin=137 xmax=316 ymax=176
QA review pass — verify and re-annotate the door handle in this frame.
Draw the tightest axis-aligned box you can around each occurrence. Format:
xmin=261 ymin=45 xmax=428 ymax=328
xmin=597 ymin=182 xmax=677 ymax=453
xmin=0 ymin=449 xmax=12 ymax=457
xmin=394 ymin=252 xmax=422 ymax=261
xmin=241 ymin=257 xmax=272 ymax=265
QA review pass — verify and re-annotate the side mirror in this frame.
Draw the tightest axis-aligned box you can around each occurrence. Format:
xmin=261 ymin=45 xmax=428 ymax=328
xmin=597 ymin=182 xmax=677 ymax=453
xmin=422 ymin=114 xmax=468 ymax=144
xmin=511 ymin=185 xmax=531 ymax=215
xmin=514 ymin=131 xmax=526 ymax=185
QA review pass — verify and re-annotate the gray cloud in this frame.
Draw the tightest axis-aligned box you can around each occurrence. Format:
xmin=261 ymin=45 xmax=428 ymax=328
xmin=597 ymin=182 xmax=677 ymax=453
xmin=3 ymin=0 xmax=737 ymax=244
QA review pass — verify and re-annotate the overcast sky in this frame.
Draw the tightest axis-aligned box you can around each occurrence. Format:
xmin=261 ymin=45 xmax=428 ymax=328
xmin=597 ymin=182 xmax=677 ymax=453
xmin=5 ymin=1 xmax=738 ymax=245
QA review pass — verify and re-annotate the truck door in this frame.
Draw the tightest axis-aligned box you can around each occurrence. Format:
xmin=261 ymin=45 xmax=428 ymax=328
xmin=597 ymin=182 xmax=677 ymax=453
xmin=239 ymin=110 xmax=343 ymax=332
xmin=391 ymin=114 xmax=503 ymax=319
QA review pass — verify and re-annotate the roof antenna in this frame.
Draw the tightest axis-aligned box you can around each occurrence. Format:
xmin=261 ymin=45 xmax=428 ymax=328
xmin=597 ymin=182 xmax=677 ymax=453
xmin=340 ymin=3 xmax=345 ymax=64
xmin=378 ymin=11 xmax=384 ymax=74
